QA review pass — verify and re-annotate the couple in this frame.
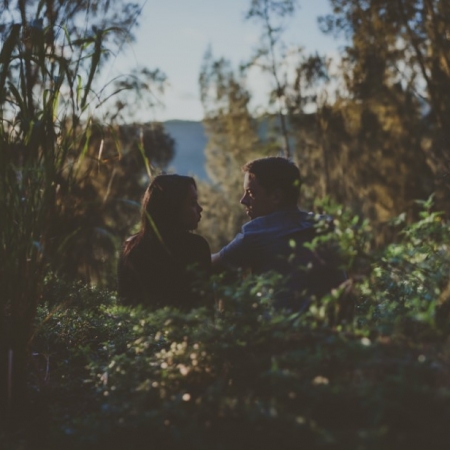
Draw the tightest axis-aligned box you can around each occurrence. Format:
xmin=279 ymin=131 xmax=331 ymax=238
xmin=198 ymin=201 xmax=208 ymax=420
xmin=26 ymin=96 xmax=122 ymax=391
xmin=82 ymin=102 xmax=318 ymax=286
xmin=118 ymin=157 xmax=345 ymax=310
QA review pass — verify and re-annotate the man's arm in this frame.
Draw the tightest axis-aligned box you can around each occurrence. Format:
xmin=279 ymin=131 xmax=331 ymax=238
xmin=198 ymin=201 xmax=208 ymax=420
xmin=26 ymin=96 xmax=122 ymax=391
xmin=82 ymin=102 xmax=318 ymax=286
xmin=211 ymin=232 xmax=247 ymax=272
xmin=211 ymin=252 xmax=223 ymax=270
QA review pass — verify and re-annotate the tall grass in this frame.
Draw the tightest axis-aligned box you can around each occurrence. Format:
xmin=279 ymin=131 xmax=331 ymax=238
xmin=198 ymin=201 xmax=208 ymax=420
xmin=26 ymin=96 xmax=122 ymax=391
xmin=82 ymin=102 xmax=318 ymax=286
xmin=0 ymin=5 xmax=126 ymax=426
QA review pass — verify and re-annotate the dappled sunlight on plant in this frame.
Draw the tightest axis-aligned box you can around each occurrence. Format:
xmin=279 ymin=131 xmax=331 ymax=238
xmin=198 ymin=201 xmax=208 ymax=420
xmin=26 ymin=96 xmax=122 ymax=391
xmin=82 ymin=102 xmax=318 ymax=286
xmin=12 ymin=197 xmax=450 ymax=449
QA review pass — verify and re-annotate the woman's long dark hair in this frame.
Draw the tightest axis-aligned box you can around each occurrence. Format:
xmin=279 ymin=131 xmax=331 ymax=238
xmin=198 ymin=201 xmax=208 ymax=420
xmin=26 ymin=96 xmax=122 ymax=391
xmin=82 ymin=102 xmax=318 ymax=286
xmin=124 ymin=174 xmax=196 ymax=255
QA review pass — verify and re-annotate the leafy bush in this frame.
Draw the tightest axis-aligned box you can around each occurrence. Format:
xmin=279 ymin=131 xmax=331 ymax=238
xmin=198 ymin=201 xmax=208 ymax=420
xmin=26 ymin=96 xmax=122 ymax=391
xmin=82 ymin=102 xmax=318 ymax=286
xmin=6 ymin=201 xmax=450 ymax=450
xmin=359 ymin=198 xmax=450 ymax=338
xmin=49 ymin=302 xmax=450 ymax=449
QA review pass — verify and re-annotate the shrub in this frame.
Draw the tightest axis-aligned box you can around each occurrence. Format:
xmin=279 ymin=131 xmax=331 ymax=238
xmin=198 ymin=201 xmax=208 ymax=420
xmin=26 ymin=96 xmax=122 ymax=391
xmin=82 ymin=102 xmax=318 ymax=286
xmin=7 ymin=200 xmax=450 ymax=450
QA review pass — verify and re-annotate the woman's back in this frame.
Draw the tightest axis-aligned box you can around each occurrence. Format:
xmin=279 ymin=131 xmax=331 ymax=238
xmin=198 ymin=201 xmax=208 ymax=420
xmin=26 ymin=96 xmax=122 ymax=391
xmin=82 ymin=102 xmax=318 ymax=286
xmin=118 ymin=231 xmax=211 ymax=309
xmin=117 ymin=174 xmax=211 ymax=309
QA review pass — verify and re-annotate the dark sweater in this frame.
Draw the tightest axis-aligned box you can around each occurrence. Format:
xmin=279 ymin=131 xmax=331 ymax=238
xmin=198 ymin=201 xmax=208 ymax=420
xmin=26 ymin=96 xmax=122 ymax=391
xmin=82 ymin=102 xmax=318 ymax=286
xmin=117 ymin=231 xmax=211 ymax=309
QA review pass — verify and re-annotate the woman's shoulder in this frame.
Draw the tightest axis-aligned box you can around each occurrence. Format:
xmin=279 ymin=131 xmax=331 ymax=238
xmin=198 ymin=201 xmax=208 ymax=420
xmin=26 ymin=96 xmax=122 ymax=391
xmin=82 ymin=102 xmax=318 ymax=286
xmin=179 ymin=233 xmax=211 ymax=272
xmin=175 ymin=232 xmax=211 ymax=260
xmin=184 ymin=232 xmax=210 ymax=249
xmin=187 ymin=232 xmax=209 ymax=243
xmin=122 ymin=233 xmax=157 ymax=261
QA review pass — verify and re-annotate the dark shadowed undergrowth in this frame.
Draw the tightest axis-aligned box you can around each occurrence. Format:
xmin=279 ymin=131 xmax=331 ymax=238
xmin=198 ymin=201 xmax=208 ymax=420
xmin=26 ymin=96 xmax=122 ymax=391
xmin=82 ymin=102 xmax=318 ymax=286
xmin=2 ymin=203 xmax=450 ymax=450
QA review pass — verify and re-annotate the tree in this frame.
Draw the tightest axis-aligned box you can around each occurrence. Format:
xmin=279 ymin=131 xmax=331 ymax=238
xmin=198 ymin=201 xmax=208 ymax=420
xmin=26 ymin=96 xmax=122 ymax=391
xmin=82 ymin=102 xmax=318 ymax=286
xmin=198 ymin=50 xmax=266 ymax=250
xmin=244 ymin=0 xmax=298 ymax=158
xmin=319 ymin=0 xmax=450 ymax=214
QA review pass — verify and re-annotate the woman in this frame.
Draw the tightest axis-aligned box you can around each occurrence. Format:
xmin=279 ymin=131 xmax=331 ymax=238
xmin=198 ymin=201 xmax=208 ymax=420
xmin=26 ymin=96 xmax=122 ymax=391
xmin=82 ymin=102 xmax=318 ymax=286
xmin=117 ymin=174 xmax=211 ymax=309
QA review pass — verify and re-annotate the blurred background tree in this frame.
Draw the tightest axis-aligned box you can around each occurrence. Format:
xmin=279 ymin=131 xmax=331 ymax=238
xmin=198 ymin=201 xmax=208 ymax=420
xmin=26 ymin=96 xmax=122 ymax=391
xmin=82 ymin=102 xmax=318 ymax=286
xmin=46 ymin=119 xmax=174 ymax=285
xmin=316 ymin=0 xmax=447 ymax=227
xmin=199 ymin=0 xmax=449 ymax=249
xmin=198 ymin=50 xmax=271 ymax=251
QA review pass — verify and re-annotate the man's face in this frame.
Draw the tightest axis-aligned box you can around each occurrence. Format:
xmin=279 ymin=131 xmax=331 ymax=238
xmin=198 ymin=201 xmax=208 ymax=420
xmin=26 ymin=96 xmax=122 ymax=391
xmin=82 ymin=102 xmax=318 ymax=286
xmin=240 ymin=172 xmax=278 ymax=220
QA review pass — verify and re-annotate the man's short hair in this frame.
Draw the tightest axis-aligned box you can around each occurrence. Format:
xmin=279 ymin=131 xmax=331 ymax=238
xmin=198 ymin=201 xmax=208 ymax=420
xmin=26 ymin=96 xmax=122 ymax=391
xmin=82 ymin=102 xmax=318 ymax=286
xmin=243 ymin=157 xmax=301 ymax=205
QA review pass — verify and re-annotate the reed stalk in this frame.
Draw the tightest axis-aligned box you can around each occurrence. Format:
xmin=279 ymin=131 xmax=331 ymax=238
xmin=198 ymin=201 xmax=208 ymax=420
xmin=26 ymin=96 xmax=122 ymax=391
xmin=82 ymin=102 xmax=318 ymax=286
xmin=0 ymin=3 xmax=123 ymax=428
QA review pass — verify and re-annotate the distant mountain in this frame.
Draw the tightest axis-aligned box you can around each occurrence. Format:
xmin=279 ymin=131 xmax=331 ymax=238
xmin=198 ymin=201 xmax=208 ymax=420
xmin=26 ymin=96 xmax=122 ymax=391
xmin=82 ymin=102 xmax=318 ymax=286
xmin=162 ymin=120 xmax=209 ymax=181
xmin=162 ymin=115 xmax=302 ymax=182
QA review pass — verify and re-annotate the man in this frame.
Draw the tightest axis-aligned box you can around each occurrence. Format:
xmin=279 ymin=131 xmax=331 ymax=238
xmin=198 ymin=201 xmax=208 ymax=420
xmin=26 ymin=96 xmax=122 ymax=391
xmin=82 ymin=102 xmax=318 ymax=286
xmin=212 ymin=157 xmax=345 ymax=310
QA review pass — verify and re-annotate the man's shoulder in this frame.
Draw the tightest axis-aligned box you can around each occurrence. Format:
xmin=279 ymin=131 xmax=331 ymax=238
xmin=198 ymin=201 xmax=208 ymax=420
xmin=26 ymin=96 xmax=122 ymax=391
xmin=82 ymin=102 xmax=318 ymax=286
xmin=242 ymin=208 xmax=316 ymax=235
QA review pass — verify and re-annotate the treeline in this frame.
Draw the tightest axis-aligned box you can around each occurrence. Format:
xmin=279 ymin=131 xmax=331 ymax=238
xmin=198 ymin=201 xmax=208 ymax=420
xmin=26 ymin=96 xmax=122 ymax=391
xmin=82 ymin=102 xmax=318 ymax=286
xmin=197 ymin=0 xmax=450 ymax=250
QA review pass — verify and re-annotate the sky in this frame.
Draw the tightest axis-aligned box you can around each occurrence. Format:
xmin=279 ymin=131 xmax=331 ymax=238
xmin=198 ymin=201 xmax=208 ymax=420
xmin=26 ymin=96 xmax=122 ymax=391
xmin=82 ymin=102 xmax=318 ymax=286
xmin=106 ymin=0 xmax=344 ymax=122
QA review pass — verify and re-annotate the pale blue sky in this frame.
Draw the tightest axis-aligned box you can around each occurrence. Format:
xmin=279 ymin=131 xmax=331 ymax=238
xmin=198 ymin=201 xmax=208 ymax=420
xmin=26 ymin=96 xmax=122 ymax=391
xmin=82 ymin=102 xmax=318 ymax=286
xmin=107 ymin=0 xmax=343 ymax=121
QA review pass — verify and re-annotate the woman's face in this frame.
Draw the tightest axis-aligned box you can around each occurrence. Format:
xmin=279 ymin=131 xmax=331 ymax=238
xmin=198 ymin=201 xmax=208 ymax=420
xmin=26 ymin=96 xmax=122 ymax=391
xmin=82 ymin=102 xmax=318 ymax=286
xmin=180 ymin=184 xmax=203 ymax=230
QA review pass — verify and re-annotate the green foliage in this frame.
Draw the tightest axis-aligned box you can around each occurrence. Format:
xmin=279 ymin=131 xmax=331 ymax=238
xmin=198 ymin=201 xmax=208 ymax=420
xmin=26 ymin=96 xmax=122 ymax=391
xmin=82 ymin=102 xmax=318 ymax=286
xmin=48 ymin=120 xmax=175 ymax=284
xmin=198 ymin=50 xmax=263 ymax=250
xmin=359 ymin=200 xmax=450 ymax=336
xmin=3 ymin=0 xmax=450 ymax=447
xmin=29 ymin=278 xmax=155 ymax=442
xmin=8 ymin=200 xmax=449 ymax=450
xmin=318 ymin=0 xmax=450 ymax=216
xmin=0 ymin=0 xmax=170 ymax=427
xmin=202 ymin=0 xmax=448 ymax=236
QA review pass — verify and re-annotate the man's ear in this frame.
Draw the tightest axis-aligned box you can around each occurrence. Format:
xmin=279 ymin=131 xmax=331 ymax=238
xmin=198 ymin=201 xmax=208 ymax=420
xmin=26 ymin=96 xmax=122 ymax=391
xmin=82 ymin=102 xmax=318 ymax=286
xmin=270 ymin=187 xmax=284 ymax=207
